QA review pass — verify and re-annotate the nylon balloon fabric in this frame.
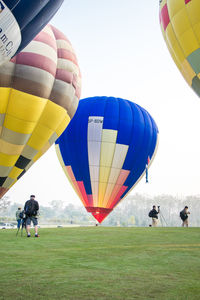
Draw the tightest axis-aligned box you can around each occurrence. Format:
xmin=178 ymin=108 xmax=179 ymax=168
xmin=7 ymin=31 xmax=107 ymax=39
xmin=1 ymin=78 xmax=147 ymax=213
xmin=55 ymin=97 xmax=159 ymax=223
xmin=159 ymin=0 xmax=200 ymax=96
xmin=0 ymin=0 xmax=64 ymax=65
xmin=0 ymin=24 xmax=81 ymax=198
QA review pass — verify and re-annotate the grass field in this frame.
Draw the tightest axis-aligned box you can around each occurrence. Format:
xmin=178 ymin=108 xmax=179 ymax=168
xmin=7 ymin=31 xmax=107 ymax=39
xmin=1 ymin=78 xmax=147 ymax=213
xmin=0 ymin=227 xmax=199 ymax=300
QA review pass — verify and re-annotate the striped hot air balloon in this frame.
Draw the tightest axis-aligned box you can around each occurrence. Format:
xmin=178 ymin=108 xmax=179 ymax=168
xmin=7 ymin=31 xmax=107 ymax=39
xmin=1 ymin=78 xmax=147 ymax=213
xmin=0 ymin=24 xmax=81 ymax=198
xmin=159 ymin=0 xmax=200 ymax=96
xmin=56 ymin=97 xmax=159 ymax=223
xmin=0 ymin=0 xmax=64 ymax=65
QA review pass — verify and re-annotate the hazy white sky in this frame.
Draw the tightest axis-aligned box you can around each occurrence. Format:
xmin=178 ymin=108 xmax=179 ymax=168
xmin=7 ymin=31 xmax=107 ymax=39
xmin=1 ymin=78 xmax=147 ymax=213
xmin=7 ymin=0 xmax=200 ymax=206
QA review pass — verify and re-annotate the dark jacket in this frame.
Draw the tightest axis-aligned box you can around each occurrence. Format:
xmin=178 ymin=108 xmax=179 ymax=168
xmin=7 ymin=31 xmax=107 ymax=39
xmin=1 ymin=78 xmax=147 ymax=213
xmin=149 ymin=209 xmax=159 ymax=219
xmin=24 ymin=199 xmax=39 ymax=217
xmin=180 ymin=209 xmax=188 ymax=221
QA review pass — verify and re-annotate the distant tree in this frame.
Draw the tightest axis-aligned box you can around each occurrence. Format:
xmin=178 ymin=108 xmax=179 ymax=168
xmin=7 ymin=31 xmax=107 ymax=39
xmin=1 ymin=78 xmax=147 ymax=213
xmin=0 ymin=196 xmax=10 ymax=212
xmin=49 ymin=200 xmax=65 ymax=211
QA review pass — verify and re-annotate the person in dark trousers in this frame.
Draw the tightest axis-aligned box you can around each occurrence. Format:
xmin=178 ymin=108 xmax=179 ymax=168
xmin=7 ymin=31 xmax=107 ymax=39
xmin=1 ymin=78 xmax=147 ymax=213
xmin=24 ymin=195 xmax=39 ymax=237
xmin=180 ymin=206 xmax=190 ymax=227
xmin=149 ymin=205 xmax=160 ymax=227
xmin=16 ymin=207 xmax=22 ymax=229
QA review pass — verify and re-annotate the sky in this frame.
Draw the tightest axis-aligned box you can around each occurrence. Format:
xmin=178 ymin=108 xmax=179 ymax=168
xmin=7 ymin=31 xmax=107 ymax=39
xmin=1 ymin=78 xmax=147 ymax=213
xmin=6 ymin=0 xmax=200 ymax=206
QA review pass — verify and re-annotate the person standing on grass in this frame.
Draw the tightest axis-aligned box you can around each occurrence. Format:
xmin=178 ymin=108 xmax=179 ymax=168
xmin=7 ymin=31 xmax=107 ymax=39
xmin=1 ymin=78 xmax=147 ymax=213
xmin=180 ymin=206 xmax=190 ymax=227
xmin=24 ymin=195 xmax=39 ymax=238
xmin=148 ymin=205 xmax=160 ymax=227
xmin=16 ymin=207 xmax=22 ymax=229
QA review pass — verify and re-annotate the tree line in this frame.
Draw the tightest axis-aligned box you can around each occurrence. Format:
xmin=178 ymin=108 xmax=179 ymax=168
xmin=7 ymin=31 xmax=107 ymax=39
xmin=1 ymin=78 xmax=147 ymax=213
xmin=0 ymin=193 xmax=199 ymax=227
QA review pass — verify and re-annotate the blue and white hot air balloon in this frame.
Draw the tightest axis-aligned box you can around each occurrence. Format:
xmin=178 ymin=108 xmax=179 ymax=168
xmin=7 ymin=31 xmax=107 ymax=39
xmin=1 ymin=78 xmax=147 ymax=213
xmin=56 ymin=97 xmax=159 ymax=223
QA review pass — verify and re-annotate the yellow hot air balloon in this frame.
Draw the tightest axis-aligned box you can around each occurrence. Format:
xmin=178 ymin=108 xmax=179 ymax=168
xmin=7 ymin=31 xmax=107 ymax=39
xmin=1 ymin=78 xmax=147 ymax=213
xmin=0 ymin=24 xmax=81 ymax=198
xmin=159 ymin=0 xmax=200 ymax=95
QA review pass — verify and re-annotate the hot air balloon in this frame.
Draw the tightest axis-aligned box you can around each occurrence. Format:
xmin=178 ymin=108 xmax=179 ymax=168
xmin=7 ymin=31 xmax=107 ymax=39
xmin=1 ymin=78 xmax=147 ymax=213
xmin=159 ymin=0 xmax=200 ymax=96
xmin=0 ymin=0 xmax=64 ymax=65
xmin=0 ymin=24 xmax=81 ymax=198
xmin=55 ymin=97 xmax=159 ymax=223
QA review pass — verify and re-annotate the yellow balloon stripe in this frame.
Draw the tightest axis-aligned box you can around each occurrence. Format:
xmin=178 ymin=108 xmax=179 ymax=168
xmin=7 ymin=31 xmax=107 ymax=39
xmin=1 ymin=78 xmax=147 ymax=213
xmin=167 ymin=0 xmax=183 ymax=19
xmin=32 ymin=142 xmax=51 ymax=162
xmin=4 ymin=114 xmax=36 ymax=134
xmin=24 ymin=108 xmax=69 ymax=172
xmin=36 ymin=100 xmax=67 ymax=130
xmin=7 ymin=89 xmax=47 ymax=122
xmin=0 ymin=152 xmax=19 ymax=167
xmin=55 ymin=115 xmax=70 ymax=137
xmin=27 ymin=124 xmax=54 ymax=150
xmin=0 ymin=88 xmax=10 ymax=113
xmin=8 ymin=166 xmax=23 ymax=179
xmin=165 ymin=23 xmax=185 ymax=64
xmin=187 ymin=1 xmax=200 ymax=31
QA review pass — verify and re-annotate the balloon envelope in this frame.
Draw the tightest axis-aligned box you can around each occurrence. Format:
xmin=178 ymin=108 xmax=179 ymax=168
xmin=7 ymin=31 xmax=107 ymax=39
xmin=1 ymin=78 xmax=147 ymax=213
xmin=0 ymin=24 xmax=81 ymax=198
xmin=0 ymin=0 xmax=64 ymax=65
xmin=159 ymin=0 xmax=200 ymax=97
xmin=56 ymin=97 xmax=159 ymax=223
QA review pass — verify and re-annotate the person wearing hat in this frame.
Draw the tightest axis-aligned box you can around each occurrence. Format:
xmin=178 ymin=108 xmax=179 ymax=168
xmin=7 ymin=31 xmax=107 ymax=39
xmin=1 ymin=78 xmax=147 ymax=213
xmin=16 ymin=207 xmax=22 ymax=229
xmin=24 ymin=195 xmax=39 ymax=237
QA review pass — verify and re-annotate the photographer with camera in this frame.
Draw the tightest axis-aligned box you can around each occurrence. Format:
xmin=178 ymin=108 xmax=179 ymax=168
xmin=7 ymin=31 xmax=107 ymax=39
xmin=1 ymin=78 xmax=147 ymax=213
xmin=180 ymin=206 xmax=190 ymax=227
xmin=148 ymin=205 xmax=160 ymax=227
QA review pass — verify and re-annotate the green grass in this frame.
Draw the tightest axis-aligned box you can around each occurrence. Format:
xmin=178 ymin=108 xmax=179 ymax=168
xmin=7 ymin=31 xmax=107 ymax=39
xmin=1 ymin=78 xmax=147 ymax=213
xmin=0 ymin=227 xmax=199 ymax=300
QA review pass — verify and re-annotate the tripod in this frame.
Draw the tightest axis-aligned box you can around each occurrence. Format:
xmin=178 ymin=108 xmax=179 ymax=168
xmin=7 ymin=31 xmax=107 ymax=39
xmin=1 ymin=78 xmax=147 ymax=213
xmin=159 ymin=210 xmax=168 ymax=227
xmin=16 ymin=219 xmax=26 ymax=237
